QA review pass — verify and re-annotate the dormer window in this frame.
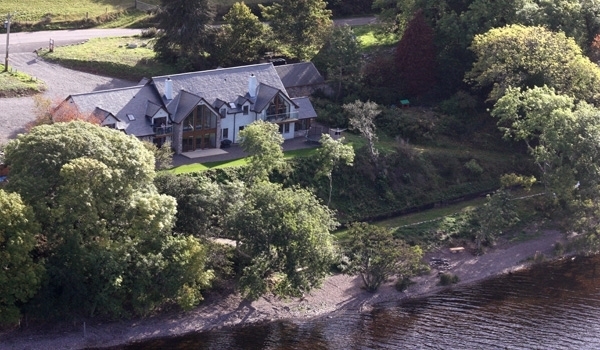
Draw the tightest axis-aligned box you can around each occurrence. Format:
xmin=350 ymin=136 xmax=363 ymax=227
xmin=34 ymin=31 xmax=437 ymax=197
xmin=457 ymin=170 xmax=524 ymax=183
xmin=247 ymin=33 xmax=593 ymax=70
xmin=243 ymin=105 xmax=249 ymax=115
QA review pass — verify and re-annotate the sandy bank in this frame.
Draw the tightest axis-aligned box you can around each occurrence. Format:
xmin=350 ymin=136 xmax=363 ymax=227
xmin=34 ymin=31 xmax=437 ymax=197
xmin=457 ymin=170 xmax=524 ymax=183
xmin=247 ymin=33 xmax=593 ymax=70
xmin=0 ymin=229 xmax=566 ymax=350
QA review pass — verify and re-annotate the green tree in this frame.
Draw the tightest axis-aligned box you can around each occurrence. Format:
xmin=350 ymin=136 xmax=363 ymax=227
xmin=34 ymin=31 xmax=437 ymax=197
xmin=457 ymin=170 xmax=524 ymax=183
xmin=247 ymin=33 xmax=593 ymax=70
xmin=344 ymin=100 xmax=381 ymax=165
xmin=491 ymin=86 xmax=583 ymax=196
xmin=216 ymin=2 xmax=268 ymax=66
xmin=154 ymin=0 xmax=216 ymax=70
xmin=239 ymin=120 xmax=286 ymax=183
xmin=343 ymin=222 xmax=423 ymax=292
xmin=466 ymin=25 xmax=600 ymax=103
xmin=469 ymin=189 xmax=519 ymax=251
xmin=312 ymin=25 xmax=362 ymax=101
xmin=316 ymin=134 xmax=355 ymax=206
xmin=0 ymin=190 xmax=44 ymax=325
xmin=261 ymin=0 xmax=333 ymax=61
xmin=3 ymin=122 xmax=213 ymax=318
xmin=225 ymin=181 xmax=337 ymax=299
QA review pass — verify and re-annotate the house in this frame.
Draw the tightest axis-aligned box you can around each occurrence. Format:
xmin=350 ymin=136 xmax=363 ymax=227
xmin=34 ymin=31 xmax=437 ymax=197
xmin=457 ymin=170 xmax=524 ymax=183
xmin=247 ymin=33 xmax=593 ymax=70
xmin=59 ymin=63 xmax=321 ymax=155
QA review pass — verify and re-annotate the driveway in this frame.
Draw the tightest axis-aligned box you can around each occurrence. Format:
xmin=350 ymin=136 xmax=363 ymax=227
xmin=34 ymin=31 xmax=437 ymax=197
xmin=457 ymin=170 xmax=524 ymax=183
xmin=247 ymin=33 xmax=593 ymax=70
xmin=0 ymin=52 xmax=133 ymax=145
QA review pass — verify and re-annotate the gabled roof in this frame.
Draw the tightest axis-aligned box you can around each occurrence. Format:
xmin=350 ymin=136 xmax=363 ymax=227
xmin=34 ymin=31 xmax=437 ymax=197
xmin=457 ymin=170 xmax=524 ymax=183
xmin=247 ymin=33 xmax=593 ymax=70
xmin=67 ymin=84 xmax=161 ymax=137
xmin=152 ymin=63 xmax=288 ymax=107
xmin=172 ymin=90 xmax=203 ymax=123
xmin=275 ymin=62 xmax=324 ymax=88
xmin=145 ymin=100 xmax=163 ymax=117
xmin=254 ymin=83 xmax=299 ymax=113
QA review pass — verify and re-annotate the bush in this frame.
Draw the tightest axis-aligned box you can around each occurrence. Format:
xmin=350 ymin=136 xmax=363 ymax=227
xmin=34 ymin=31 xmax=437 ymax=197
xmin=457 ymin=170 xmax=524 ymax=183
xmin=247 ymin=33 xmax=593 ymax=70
xmin=438 ymin=273 xmax=460 ymax=286
xmin=141 ymin=27 xmax=158 ymax=38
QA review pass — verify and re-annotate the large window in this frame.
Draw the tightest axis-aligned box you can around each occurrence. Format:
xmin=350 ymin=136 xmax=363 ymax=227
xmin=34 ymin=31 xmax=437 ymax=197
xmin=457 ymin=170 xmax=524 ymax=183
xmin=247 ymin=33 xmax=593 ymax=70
xmin=267 ymin=95 xmax=288 ymax=117
xmin=182 ymin=104 xmax=218 ymax=151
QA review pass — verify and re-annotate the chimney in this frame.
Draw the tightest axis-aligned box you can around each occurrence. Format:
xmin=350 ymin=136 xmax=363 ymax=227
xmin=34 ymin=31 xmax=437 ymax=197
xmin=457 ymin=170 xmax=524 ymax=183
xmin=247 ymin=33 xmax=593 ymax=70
xmin=248 ymin=74 xmax=258 ymax=98
xmin=165 ymin=77 xmax=173 ymax=100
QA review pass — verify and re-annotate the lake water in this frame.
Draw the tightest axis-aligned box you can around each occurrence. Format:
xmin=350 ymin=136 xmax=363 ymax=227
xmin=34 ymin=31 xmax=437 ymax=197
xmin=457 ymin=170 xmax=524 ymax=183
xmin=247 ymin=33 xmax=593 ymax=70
xmin=119 ymin=255 xmax=600 ymax=349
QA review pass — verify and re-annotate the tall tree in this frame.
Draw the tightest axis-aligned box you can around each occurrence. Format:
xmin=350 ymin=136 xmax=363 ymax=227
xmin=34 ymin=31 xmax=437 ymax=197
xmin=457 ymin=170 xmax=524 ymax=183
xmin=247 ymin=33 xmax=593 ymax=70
xmin=344 ymin=100 xmax=381 ymax=165
xmin=0 ymin=190 xmax=44 ymax=326
xmin=343 ymin=222 xmax=423 ymax=292
xmin=395 ymin=9 xmax=436 ymax=98
xmin=4 ymin=122 xmax=213 ymax=318
xmin=316 ymin=134 xmax=355 ymax=206
xmin=154 ymin=0 xmax=216 ymax=70
xmin=215 ymin=2 xmax=268 ymax=66
xmin=466 ymin=25 xmax=600 ymax=104
xmin=312 ymin=25 xmax=362 ymax=101
xmin=239 ymin=120 xmax=286 ymax=183
xmin=261 ymin=0 xmax=333 ymax=61
xmin=225 ymin=181 xmax=337 ymax=299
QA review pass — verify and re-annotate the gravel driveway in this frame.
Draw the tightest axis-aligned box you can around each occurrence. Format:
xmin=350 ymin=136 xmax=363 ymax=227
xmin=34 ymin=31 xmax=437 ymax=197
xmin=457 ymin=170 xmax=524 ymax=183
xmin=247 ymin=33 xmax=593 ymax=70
xmin=0 ymin=52 xmax=134 ymax=145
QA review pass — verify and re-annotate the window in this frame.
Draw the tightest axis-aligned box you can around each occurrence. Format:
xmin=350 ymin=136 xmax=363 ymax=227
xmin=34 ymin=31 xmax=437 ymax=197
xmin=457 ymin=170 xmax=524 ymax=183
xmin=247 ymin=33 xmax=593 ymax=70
xmin=239 ymin=126 xmax=245 ymax=132
xmin=222 ymin=128 xmax=229 ymax=139
xmin=284 ymin=123 xmax=290 ymax=133
xmin=127 ymin=114 xmax=135 ymax=121
xmin=220 ymin=108 xmax=227 ymax=118
xmin=243 ymin=105 xmax=249 ymax=115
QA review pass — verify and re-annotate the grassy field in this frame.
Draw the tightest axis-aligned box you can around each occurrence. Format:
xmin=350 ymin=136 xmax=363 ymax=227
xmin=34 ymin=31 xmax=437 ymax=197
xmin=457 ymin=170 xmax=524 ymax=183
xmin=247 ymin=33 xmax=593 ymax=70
xmin=0 ymin=0 xmax=160 ymax=23
xmin=0 ymin=65 xmax=46 ymax=97
xmin=0 ymin=0 xmax=273 ymax=27
xmin=40 ymin=36 xmax=177 ymax=81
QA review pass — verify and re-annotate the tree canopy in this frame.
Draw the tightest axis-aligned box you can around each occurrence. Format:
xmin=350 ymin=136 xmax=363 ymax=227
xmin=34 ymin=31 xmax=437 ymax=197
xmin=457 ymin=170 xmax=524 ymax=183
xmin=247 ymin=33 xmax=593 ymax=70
xmin=0 ymin=190 xmax=44 ymax=325
xmin=225 ymin=181 xmax=338 ymax=299
xmin=3 ymin=122 xmax=213 ymax=318
xmin=396 ymin=9 xmax=436 ymax=98
xmin=154 ymin=0 xmax=216 ymax=70
xmin=466 ymin=25 xmax=600 ymax=104
xmin=343 ymin=222 xmax=423 ymax=292
xmin=261 ymin=0 xmax=333 ymax=61
xmin=215 ymin=2 xmax=268 ymax=66
xmin=312 ymin=25 xmax=362 ymax=101
xmin=239 ymin=120 xmax=286 ymax=183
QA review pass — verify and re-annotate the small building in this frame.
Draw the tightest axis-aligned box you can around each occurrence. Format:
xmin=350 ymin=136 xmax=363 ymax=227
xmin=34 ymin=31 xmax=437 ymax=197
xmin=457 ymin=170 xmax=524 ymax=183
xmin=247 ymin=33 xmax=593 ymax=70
xmin=58 ymin=63 xmax=321 ymax=155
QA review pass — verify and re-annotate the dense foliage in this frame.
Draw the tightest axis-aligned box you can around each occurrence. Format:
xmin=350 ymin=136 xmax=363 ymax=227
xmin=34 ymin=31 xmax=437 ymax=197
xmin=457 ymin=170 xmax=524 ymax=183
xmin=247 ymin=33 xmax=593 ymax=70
xmin=3 ymin=122 xmax=214 ymax=320
xmin=343 ymin=222 xmax=423 ymax=291
xmin=0 ymin=190 xmax=44 ymax=325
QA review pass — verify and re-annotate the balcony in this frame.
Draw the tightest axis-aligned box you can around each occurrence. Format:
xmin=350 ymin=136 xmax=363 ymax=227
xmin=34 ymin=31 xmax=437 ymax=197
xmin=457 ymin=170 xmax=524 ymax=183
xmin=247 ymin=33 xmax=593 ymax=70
xmin=265 ymin=111 xmax=299 ymax=123
xmin=153 ymin=125 xmax=173 ymax=135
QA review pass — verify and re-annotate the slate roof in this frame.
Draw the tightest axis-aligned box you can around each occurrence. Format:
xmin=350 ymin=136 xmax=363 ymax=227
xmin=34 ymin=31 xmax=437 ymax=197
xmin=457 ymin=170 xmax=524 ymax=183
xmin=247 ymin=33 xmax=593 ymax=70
xmin=153 ymin=63 xmax=287 ymax=108
xmin=293 ymin=97 xmax=318 ymax=120
xmin=68 ymin=85 xmax=161 ymax=137
xmin=275 ymin=62 xmax=324 ymax=88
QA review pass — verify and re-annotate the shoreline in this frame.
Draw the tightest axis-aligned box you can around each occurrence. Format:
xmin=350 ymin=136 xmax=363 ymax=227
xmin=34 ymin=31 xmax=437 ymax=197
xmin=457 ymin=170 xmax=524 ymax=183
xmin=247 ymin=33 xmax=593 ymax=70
xmin=0 ymin=229 xmax=566 ymax=350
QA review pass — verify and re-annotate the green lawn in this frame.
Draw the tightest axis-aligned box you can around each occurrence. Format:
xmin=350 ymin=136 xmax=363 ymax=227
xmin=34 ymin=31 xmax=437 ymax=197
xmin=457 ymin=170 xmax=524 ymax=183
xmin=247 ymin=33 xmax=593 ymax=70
xmin=0 ymin=0 xmax=273 ymax=27
xmin=39 ymin=36 xmax=177 ymax=81
xmin=0 ymin=65 xmax=46 ymax=97
xmin=0 ymin=0 xmax=159 ymax=24
xmin=352 ymin=24 xmax=399 ymax=50
xmin=169 ymin=147 xmax=318 ymax=174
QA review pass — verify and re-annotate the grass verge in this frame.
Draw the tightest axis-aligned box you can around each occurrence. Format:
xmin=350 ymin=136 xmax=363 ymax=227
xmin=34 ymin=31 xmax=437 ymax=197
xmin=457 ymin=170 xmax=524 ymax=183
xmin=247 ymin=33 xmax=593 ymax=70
xmin=0 ymin=65 xmax=46 ymax=97
xmin=39 ymin=37 xmax=177 ymax=81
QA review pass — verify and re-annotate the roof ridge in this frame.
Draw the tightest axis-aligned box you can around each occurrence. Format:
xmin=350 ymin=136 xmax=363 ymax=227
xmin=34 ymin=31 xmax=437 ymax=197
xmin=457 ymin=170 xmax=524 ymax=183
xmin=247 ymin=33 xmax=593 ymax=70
xmin=69 ymin=85 xmax=143 ymax=97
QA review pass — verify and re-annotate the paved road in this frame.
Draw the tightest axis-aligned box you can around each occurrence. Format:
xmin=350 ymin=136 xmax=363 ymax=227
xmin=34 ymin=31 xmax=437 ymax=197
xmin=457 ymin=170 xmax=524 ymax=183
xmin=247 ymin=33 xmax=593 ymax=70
xmin=0 ymin=28 xmax=143 ymax=55
xmin=0 ymin=16 xmax=377 ymax=55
